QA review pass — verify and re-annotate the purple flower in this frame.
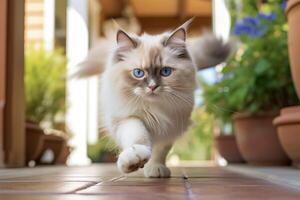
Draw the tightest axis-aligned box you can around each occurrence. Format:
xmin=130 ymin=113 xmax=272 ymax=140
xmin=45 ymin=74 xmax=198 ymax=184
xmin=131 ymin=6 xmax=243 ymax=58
xmin=281 ymin=1 xmax=287 ymax=11
xmin=257 ymin=12 xmax=277 ymax=21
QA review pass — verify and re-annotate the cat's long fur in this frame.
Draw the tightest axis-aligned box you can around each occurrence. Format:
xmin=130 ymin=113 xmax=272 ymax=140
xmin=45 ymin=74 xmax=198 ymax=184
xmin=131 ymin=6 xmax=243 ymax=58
xmin=73 ymin=21 xmax=232 ymax=177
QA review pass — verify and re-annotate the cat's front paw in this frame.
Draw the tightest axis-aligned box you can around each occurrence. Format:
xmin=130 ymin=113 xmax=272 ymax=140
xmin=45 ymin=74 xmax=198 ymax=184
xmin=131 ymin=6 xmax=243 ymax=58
xmin=117 ymin=144 xmax=151 ymax=173
xmin=144 ymin=163 xmax=171 ymax=178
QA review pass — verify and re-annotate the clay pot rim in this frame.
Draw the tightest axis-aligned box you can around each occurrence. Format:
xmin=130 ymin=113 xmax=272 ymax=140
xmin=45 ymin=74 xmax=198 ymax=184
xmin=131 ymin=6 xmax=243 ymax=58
xmin=233 ymin=111 xmax=279 ymax=120
xmin=286 ymin=0 xmax=300 ymax=15
xmin=280 ymin=105 xmax=300 ymax=114
xmin=273 ymin=106 xmax=300 ymax=126
xmin=26 ymin=122 xmax=43 ymax=132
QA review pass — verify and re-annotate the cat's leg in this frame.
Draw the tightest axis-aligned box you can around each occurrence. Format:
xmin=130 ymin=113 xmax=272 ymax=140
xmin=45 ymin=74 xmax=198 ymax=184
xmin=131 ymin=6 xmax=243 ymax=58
xmin=115 ymin=118 xmax=152 ymax=173
xmin=144 ymin=142 xmax=172 ymax=178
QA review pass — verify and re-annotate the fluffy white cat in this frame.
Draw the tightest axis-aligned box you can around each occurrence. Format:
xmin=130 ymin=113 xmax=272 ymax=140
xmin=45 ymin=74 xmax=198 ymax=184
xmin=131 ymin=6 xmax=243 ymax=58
xmin=73 ymin=19 xmax=232 ymax=178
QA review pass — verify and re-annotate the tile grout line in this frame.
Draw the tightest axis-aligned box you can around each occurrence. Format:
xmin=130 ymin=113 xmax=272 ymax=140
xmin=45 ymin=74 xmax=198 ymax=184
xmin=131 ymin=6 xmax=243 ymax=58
xmin=97 ymin=175 xmax=125 ymax=185
xmin=181 ymin=169 xmax=197 ymax=200
xmin=67 ymin=181 xmax=99 ymax=194
xmin=71 ymin=175 xmax=125 ymax=194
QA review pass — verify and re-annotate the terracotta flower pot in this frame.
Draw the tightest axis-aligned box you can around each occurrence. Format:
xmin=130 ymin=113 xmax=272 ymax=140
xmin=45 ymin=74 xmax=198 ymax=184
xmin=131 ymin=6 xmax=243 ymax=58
xmin=55 ymin=144 xmax=72 ymax=165
xmin=36 ymin=134 xmax=65 ymax=165
xmin=25 ymin=121 xmax=45 ymax=164
xmin=233 ymin=113 xmax=290 ymax=165
xmin=215 ymin=135 xmax=244 ymax=163
xmin=287 ymin=0 xmax=300 ymax=98
xmin=273 ymin=106 xmax=300 ymax=168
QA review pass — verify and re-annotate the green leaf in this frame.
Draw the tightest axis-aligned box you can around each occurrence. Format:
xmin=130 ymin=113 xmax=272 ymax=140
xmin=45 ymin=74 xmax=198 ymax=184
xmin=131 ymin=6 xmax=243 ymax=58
xmin=254 ymin=59 xmax=271 ymax=75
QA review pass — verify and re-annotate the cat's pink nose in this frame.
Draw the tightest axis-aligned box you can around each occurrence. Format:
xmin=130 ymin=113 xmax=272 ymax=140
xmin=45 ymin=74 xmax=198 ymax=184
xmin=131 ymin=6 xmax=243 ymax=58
xmin=148 ymin=85 xmax=158 ymax=91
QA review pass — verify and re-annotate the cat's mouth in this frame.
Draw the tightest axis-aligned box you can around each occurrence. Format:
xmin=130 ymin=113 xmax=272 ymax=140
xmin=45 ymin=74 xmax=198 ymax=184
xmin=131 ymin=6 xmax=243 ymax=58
xmin=133 ymin=86 xmax=161 ymax=99
xmin=147 ymin=92 xmax=158 ymax=96
xmin=145 ymin=86 xmax=160 ymax=96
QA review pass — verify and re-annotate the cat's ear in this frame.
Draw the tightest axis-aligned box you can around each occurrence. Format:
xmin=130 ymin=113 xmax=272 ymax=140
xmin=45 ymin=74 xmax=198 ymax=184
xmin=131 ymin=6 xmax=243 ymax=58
xmin=116 ymin=30 xmax=137 ymax=49
xmin=165 ymin=18 xmax=194 ymax=46
xmin=115 ymin=30 xmax=137 ymax=61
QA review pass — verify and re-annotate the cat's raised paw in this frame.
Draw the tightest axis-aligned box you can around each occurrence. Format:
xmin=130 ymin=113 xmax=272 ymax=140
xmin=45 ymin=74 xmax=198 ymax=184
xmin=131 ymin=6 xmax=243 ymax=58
xmin=117 ymin=144 xmax=151 ymax=173
xmin=144 ymin=163 xmax=171 ymax=178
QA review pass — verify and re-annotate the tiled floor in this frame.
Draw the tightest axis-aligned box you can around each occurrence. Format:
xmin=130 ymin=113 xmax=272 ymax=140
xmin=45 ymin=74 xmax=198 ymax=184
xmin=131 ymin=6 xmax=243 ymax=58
xmin=0 ymin=164 xmax=299 ymax=199
xmin=227 ymin=165 xmax=300 ymax=190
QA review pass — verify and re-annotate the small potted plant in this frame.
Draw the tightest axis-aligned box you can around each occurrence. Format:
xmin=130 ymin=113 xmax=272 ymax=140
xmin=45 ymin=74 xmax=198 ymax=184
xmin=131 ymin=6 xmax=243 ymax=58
xmin=201 ymin=81 xmax=244 ymax=164
xmin=25 ymin=48 xmax=70 ymax=165
xmin=214 ymin=121 xmax=244 ymax=163
xmin=202 ymin=0 xmax=299 ymax=165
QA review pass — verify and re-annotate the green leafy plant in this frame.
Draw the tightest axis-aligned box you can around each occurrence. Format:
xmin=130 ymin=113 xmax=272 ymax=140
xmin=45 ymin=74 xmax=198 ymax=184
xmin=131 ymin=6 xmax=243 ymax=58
xmin=25 ymin=48 xmax=67 ymax=128
xmin=202 ymin=1 xmax=298 ymax=122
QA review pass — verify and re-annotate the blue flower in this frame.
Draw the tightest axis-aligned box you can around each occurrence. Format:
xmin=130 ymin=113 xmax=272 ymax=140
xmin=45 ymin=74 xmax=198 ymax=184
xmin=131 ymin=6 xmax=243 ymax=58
xmin=281 ymin=1 xmax=287 ymax=11
xmin=257 ymin=12 xmax=277 ymax=21
xmin=233 ymin=16 xmax=268 ymax=38
xmin=251 ymin=25 xmax=268 ymax=37
xmin=243 ymin=16 xmax=260 ymax=26
xmin=233 ymin=23 xmax=254 ymax=36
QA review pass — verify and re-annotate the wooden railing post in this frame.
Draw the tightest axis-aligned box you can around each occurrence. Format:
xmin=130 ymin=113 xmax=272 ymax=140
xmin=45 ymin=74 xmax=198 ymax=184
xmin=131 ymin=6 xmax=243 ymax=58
xmin=0 ymin=0 xmax=7 ymax=167
xmin=4 ymin=0 xmax=26 ymax=167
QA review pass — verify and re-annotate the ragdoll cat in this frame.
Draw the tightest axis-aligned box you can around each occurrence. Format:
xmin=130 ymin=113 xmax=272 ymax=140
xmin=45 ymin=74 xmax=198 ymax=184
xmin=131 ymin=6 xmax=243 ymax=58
xmin=73 ymin=19 xmax=232 ymax=178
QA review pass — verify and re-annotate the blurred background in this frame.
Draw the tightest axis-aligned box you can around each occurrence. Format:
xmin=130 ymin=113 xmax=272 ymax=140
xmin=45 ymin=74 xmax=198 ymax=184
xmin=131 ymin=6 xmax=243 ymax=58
xmin=2 ymin=0 xmax=300 ymax=169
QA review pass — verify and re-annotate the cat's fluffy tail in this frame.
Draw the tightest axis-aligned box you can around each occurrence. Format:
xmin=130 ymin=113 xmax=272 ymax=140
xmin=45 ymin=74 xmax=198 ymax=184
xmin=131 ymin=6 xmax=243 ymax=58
xmin=188 ymin=33 xmax=235 ymax=70
xmin=68 ymin=40 xmax=112 ymax=79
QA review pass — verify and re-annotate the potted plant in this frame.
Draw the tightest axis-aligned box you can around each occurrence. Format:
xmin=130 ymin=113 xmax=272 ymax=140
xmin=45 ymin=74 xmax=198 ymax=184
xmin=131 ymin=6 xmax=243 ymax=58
xmin=273 ymin=107 xmax=300 ymax=168
xmin=214 ymin=122 xmax=244 ymax=164
xmin=202 ymin=0 xmax=299 ymax=165
xmin=214 ymin=134 xmax=244 ymax=163
xmin=170 ymin=107 xmax=215 ymax=161
xmin=273 ymin=0 xmax=300 ymax=168
xmin=201 ymin=79 xmax=244 ymax=164
xmin=25 ymin=48 xmax=70 ymax=165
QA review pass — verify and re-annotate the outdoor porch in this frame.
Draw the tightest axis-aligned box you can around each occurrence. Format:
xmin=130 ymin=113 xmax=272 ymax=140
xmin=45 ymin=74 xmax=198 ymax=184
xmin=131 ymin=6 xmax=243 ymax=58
xmin=0 ymin=164 xmax=300 ymax=199
xmin=1 ymin=0 xmax=300 ymax=199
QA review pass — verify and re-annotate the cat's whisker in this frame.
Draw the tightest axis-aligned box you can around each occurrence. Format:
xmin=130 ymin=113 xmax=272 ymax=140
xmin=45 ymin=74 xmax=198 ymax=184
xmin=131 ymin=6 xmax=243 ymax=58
xmin=166 ymin=91 xmax=193 ymax=106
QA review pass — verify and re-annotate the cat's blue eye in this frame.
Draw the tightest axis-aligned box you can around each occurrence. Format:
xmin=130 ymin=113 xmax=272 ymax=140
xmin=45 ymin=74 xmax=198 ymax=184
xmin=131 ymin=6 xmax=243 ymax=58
xmin=160 ymin=67 xmax=172 ymax=77
xmin=133 ymin=68 xmax=145 ymax=78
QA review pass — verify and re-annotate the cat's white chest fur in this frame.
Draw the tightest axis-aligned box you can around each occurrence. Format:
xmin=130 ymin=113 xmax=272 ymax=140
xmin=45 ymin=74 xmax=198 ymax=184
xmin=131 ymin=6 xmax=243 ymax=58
xmin=139 ymin=101 xmax=193 ymax=141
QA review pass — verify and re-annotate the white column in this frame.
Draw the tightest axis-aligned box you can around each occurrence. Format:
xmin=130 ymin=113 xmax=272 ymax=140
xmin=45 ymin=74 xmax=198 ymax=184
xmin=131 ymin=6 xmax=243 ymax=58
xmin=213 ymin=0 xmax=231 ymax=73
xmin=86 ymin=0 xmax=100 ymax=145
xmin=66 ymin=0 xmax=91 ymax=165
xmin=213 ymin=0 xmax=231 ymax=40
xmin=43 ymin=0 xmax=55 ymax=51
xmin=212 ymin=0 xmax=231 ymax=166
xmin=87 ymin=76 xmax=99 ymax=145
